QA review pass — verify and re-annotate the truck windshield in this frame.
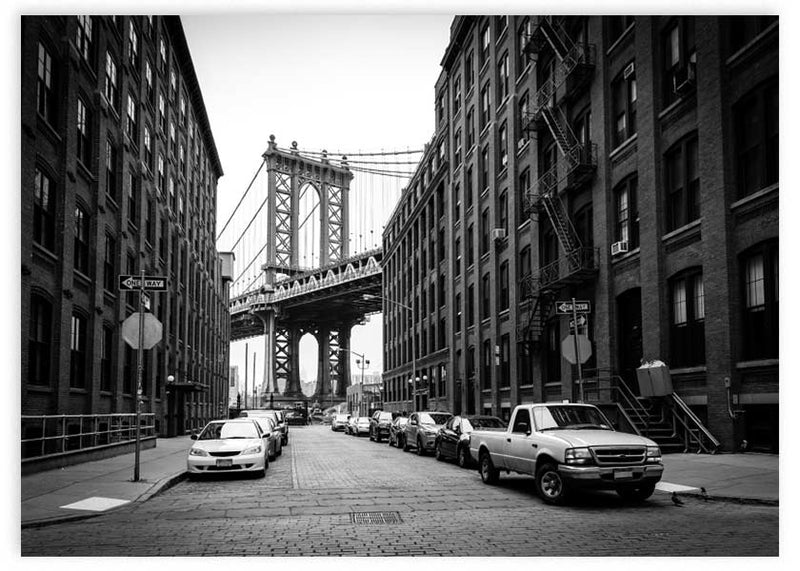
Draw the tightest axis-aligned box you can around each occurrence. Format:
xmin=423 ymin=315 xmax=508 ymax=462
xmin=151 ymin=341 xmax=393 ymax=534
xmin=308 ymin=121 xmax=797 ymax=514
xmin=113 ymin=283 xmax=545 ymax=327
xmin=536 ymin=406 xmax=612 ymax=431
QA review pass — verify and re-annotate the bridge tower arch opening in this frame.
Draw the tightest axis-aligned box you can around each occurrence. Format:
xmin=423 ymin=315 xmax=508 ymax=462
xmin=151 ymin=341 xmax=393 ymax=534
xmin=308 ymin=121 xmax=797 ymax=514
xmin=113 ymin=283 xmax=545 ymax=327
xmin=297 ymin=181 xmax=322 ymax=270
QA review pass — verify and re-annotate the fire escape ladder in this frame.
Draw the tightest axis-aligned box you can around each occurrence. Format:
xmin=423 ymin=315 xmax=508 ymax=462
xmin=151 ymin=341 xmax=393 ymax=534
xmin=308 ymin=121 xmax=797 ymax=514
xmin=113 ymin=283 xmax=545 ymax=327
xmin=537 ymin=17 xmax=573 ymax=60
xmin=541 ymin=191 xmax=582 ymax=256
xmin=541 ymin=106 xmax=583 ymax=164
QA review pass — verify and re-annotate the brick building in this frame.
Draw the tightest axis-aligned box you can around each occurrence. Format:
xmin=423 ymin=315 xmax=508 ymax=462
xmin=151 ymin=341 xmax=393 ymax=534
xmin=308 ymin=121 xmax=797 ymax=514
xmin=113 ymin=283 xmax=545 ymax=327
xmin=381 ymin=16 xmax=778 ymax=452
xmin=21 ymin=16 xmax=232 ymax=438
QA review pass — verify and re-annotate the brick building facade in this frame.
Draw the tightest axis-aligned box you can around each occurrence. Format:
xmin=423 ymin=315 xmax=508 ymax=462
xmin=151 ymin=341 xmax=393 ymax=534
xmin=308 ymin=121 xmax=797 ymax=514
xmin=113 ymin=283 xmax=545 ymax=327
xmin=381 ymin=16 xmax=778 ymax=452
xmin=21 ymin=16 xmax=232 ymax=438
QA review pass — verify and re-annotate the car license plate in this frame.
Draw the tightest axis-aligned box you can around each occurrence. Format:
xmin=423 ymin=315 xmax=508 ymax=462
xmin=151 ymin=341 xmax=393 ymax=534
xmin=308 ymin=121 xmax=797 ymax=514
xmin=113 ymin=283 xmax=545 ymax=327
xmin=216 ymin=459 xmax=233 ymax=467
xmin=614 ymin=470 xmax=634 ymax=480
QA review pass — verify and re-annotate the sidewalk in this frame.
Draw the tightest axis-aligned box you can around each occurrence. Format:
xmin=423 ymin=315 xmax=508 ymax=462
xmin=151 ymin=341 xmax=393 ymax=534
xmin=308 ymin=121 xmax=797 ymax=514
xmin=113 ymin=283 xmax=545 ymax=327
xmin=21 ymin=436 xmax=193 ymax=528
xmin=21 ymin=442 xmax=778 ymax=528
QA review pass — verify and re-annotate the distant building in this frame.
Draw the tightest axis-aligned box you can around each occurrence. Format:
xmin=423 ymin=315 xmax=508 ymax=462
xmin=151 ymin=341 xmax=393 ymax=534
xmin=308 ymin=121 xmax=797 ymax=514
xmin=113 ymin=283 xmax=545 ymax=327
xmin=229 ymin=366 xmax=240 ymax=406
xmin=21 ymin=16 xmax=232 ymax=438
xmin=381 ymin=16 xmax=778 ymax=452
xmin=346 ymin=382 xmax=382 ymax=417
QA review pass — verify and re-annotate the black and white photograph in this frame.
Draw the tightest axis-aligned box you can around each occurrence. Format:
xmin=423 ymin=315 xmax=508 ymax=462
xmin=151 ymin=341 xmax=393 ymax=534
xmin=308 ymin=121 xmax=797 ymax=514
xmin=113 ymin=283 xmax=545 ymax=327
xmin=10 ymin=0 xmax=791 ymax=563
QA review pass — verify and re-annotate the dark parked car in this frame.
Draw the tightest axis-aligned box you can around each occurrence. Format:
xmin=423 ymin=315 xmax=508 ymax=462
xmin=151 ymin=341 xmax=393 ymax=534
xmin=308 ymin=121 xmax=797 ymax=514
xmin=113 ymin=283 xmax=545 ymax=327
xmin=369 ymin=411 xmax=397 ymax=442
xmin=388 ymin=417 xmax=409 ymax=448
xmin=434 ymin=415 xmax=507 ymax=467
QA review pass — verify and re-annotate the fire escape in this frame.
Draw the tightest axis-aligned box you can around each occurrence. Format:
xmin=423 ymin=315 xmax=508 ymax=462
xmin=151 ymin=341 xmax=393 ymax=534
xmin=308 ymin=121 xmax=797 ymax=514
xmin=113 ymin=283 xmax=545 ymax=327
xmin=518 ymin=17 xmax=598 ymax=347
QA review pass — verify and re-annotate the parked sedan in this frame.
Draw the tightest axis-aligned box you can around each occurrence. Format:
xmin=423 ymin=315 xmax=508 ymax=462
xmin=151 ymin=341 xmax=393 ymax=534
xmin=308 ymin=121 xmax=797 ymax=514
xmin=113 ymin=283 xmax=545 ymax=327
xmin=249 ymin=416 xmax=283 ymax=461
xmin=187 ymin=419 xmax=268 ymax=478
xmin=346 ymin=415 xmax=359 ymax=435
xmin=352 ymin=416 xmax=372 ymax=437
xmin=369 ymin=411 xmax=396 ymax=442
xmin=434 ymin=415 xmax=507 ymax=467
xmin=331 ymin=413 xmax=350 ymax=432
xmin=388 ymin=417 xmax=409 ymax=448
xmin=240 ymin=409 xmax=289 ymax=446
xmin=403 ymin=412 xmax=453 ymax=455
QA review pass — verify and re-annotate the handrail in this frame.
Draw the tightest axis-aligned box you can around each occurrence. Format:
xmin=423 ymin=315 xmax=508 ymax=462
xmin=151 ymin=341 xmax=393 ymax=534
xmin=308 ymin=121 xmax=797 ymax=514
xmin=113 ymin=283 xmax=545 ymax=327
xmin=668 ymin=393 xmax=720 ymax=453
xmin=613 ymin=402 xmax=642 ymax=436
xmin=581 ymin=375 xmax=650 ymax=429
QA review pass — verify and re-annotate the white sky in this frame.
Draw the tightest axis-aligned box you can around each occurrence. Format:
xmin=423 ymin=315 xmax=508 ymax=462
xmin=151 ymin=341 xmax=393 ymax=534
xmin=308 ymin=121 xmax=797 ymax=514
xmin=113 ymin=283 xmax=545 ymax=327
xmin=181 ymin=14 xmax=453 ymax=394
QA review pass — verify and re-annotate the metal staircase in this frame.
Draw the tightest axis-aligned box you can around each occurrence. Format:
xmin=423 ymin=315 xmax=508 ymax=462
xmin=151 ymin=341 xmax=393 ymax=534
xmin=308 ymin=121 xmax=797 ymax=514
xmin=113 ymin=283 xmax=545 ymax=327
xmin=581 ymin=374 xmax=720 ymax=454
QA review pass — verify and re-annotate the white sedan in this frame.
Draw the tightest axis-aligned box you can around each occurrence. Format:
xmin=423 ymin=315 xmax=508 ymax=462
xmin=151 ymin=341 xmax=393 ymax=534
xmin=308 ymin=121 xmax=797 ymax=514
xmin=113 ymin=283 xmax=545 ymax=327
xmin=187 ymin=419 xmax=268 ymax=478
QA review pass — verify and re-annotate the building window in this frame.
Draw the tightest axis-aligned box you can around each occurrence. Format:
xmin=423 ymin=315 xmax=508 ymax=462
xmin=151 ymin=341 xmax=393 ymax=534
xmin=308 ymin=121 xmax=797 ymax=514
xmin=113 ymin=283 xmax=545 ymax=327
xmin=498 ymin=190 xmax=508 ymax=233
xmin=517 ymin=92 xmax=529 ymax=143
xmin=500 ymin=334 xmax=510 ymax=388
xmin=158 ymin=36 xmax=167 ymax=73
xmin=100 ymin=325 xmax=113 ymax=392
xmin=455 ymin=237 xmax=461 ymax=276
xmin=614 ymin=175 xmax=639 ymax=248
xmin=128 ymin=19 xmax=139 ymax=68
xmin=466 ymin=165 xmax=474 ymax=208
xmin=126 ymin=93 xmax=138 ymax=143
xmin=104 ymin=51 xmax=118 ymax=109
xmin=480 ymin=208 xmax=490 ymax=255
xmin=145 ymin=59 xmax=154 ymax=102
xmin=169 ymin=121 xmax=176 ymax=149
xmin=517 ymin=17 xmax=532 ymax=74
xmin=73 ymin=205 xmax=90 ymax=275
xmin=76 ymin=97 xmax=92 ymax=167
xmin=495 ymin=16 xmax=508 ymax=37
xmin=436 ymin=92 xmax=444 ymax=124
xmin=467 ymin=284 xmax=475 ymax=326
xmin=612 ymin=63 xmax=637 ymax=147
xmin=465 ymin=50 xmax=474 ymax=93
xmin=518 ymin=167 xmax=531 ymax=223
xmin=33 ymin=167 xmax=56 ymax=251
xmin=158 ymin=92 xmax=166 ymax=132
xmin=662 ymin=18 xmax=696 ymax=107
xmin=480 ymin=83 xmax=491 ymax=129
xmin=482 ymin=340 xmax=492 ymax=389
xmin=665 ymin=135 xmax=700 ymax=231
xmin=497 ymin=51 xmax=509 ymax=102
xmin=741 ymin=241 xmax=778 ymax=360
xmin=480 ymin=146 xmax=490 ymax=191
xmin=28 ymin=294 xmax=52 ymax=386
xmin=734 ymin=79 xmax=778 ymax=198
xmin=455 ymin=293 xmax=462 ymax=333
xmin=104 ymin=234 xmax=116 ymax=292
xmin=169 ymin=68 xmax=177 ymax=101
xmin=467 ymin=223 xmax=474 ymax=266
xmin=499 ymin=261 xmax=509 ymax=310
xmin=144 ymin=126 xmax=153 ymax=168
xmin=157 ymin=154 xmax=165 ymax=192
xmin=453 ymin=75 xmax=461 ymax=115
xmin=728 ymin=16 xmax=777 ymax=55
xmin=481 ymin=273 xmax=491 ymax=319
xmin=127 ymin=173 xmax=139 ymax=226
xmin=70 ymin=312 xmax=88 ymax=388
xmin=36 ymin=42 xmax=57 ymax=124
xmin=608 ymin=16 xmax=634 ymax=45
xmin=669 ymin=269 xmax=705 ymax=367
xmin=480 ymin=20 xmax=491 ymax=65
xmin=498 ymin=121 xmax=508 ymax=169
xmin=454 ymin=129 xmax=462 ymax=168
xmin=75 ymin=16 xmax=94 ymax=65
xmin=454 ymin=182 xmax=461 ymax=222
xmin=466 ymin=107 xmax=475 ymax=149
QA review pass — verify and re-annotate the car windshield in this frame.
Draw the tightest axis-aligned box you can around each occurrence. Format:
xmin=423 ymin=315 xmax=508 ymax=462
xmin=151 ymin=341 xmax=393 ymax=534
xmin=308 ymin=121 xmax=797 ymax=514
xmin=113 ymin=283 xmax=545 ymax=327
xmin=198 ymin=422 xmax=259 ymax=440
xmin=358 ymin=417 xmax=370 ymax=423
xmin=378 ymin=412 xmax=393 ymax=421
xmin=419 ymin=413 xmax=452 ymax=425
xmin=254 ymin=418 xmax=274 ymax=433
xmin=395 ymin=418 xmax=408 ymax=427
xmin=535 ymin=406 xmax=613 ymax=431
xmin=465 ymin=417 xmax=507 ymax=431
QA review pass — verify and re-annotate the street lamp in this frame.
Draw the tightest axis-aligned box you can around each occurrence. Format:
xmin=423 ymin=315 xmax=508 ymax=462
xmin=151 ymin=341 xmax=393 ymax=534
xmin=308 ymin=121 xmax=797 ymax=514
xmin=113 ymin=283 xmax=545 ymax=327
xmin=355 ymin=357 xmax=370 ymax=415
xmin=362 ymin=293 xmax=417 ymax=412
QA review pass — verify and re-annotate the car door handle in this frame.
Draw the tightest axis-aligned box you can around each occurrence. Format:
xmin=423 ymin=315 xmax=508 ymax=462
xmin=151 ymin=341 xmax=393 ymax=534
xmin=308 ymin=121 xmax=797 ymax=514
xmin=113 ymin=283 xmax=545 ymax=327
xmin=506 ymin=438 xmax=511 ymax=442
xmin=531 ymin=443 xmax=538 ymax=448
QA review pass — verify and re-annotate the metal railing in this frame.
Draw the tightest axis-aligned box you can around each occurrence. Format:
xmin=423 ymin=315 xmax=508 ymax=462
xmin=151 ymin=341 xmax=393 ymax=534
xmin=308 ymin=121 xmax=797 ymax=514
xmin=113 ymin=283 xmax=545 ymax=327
xmin=535 ymin=247 xmax=598 ymax=290
xmin=580 ymin=375 xmax=650 ymax=429
xmin=21 ymin=413 xmax=156 ymax=460
xmin=666 ymin=393 xmax=720 ymax=454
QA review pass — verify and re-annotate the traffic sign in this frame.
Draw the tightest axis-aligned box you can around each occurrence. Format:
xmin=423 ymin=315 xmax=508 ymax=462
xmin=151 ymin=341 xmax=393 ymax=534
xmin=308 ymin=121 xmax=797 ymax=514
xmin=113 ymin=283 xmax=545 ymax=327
xmin=141 ymin=292 xmax=151 ymax=311
xmin=561 ymin=334 xmax=592 ymax=365
xmin=118 ymin=275 xmax=169 ymax=291
xmin=555 ymin=300 xmax=591 ymax=314
xmin=122 ymin=312 xmax=163 ymax=349
xmin=569 ymin=315 xmax=587 ymax=329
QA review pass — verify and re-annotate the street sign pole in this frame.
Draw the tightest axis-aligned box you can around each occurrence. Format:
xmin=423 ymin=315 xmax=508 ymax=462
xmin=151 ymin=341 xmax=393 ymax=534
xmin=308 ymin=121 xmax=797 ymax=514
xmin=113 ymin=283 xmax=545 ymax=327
xmin=571 ymin=297 xmax=584 ymax=402
xmin=134 ymin=270 xmax=145 ymax=482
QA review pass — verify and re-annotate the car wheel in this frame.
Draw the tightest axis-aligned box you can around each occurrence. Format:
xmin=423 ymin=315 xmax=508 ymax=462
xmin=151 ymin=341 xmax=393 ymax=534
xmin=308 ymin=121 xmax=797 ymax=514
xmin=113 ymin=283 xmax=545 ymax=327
xmin=616 ymin=482 xmax=656 ymax=502
xmin=369 ymin=430 xmax=374 ymax=441
xmin=479 ymin=451 xmax=499 ymax=485
xmin=402 ymin=436 xmax=410 ymax=452
xmin=276 ymin=440 xmax=282 ymax=456
xmin=536 ymin=462 xmax=570 ymax=505
xmin=434 ymin=442 xmax=444 ymax=462
xmin=457 ymin=446 xmax=470 ymax=469
xmin=416 ymin=438 xmax=425 ymax=456
xmin=375 ymin=434 xmax=382 ymax=443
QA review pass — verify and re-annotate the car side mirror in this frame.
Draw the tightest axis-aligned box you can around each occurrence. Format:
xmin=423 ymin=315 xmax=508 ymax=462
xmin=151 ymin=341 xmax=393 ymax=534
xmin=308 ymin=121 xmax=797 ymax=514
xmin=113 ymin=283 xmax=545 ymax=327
xmin=410 ymin=420 xmax=417 ymax=426
xmin=190 ymin=434 xmax=198 ymax=440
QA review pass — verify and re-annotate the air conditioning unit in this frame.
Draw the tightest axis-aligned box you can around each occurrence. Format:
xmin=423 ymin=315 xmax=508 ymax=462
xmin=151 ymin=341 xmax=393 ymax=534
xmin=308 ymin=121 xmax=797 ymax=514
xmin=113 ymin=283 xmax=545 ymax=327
xmin=623 ymin=62 xmax=635 ymax=79
xmin=672 ymin=61 xmax=697 ymax=96
xmin=492 ymin=228 xmax=507 ymax=241
xmin=611 ymin=240 xmax=629 ymax=256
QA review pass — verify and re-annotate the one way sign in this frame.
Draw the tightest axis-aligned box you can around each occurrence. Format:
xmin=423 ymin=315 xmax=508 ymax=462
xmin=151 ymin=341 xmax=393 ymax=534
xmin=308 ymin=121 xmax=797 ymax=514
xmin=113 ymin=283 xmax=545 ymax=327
xmin=555 ymin=300 xmax=591 ymax=314
xmin=118 ymin=275 xmax=169 ymax=291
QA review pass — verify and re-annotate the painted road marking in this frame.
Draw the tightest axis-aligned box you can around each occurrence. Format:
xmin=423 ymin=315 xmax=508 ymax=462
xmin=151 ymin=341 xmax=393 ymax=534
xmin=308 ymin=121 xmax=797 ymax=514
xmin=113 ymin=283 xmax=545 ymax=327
xmin=60 ymin=497 xmax=131 ymax=512
xmin=656 ymin=482 xmax=700 ymax=493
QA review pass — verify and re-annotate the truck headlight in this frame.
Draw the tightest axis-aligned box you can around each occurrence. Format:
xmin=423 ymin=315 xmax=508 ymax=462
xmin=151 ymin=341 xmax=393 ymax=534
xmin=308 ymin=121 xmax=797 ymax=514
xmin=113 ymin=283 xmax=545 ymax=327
xmin=646 ymin=446 xmax=662 ymax=463
xmin=189 ymin=447 xmax=208 ymax=457
xmin=565 ymin=447 xmax=593 ymax=465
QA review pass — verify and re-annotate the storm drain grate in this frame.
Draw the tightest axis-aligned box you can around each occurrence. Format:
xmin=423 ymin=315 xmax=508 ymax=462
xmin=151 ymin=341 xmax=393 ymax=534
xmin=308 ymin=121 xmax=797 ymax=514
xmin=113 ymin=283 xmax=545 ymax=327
xmin=350 ymin=511 xmax=403 ymax=525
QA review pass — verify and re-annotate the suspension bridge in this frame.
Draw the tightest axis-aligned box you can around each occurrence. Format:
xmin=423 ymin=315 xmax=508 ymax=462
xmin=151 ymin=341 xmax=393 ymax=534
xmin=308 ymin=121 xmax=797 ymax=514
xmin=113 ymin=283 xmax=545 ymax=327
xmin=218 ymin=135 xmax=418 ymax=404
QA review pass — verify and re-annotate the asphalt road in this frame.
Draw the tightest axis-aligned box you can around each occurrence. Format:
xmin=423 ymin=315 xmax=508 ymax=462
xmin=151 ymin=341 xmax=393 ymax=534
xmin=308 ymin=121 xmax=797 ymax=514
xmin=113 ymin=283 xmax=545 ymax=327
xmin=21 ymin=424 xmax=778 ymax=556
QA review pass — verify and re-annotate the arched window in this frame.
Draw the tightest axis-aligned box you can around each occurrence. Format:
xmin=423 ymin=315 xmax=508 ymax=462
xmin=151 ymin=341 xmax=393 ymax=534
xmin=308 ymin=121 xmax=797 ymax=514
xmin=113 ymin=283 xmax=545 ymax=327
xmin=28 ymin=293 xmax=52 ymax=386
xmin=740 ymin=240 xmax=778 ymax=360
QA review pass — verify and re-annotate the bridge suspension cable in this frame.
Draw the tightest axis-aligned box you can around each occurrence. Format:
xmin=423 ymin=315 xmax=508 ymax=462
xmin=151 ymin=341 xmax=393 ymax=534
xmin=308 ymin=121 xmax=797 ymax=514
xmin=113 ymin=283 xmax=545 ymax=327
xmin=216 ymin=158 xmax=265 ymax=241
xmin=278 ymin=147 xmax=423 ymax=157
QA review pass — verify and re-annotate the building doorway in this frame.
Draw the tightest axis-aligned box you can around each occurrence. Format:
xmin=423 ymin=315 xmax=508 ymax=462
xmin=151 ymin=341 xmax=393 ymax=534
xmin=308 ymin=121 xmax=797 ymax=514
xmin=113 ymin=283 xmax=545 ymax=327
xmin=617 ymin=288 xmax=643 ymax=394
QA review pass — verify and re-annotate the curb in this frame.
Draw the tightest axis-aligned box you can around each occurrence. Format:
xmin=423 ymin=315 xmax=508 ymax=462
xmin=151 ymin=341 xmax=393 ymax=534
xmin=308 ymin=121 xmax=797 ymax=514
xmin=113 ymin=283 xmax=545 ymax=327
xmin=22 ymin=470 xmax=188 ymax=530
xmin=673 ymin=490 xmax=779 ymax=507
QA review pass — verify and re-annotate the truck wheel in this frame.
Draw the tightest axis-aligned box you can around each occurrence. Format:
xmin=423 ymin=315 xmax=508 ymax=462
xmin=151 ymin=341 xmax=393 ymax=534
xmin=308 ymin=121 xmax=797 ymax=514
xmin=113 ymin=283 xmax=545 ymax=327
xmin=479 ymin=451 xmax=499 ymax=485
xmin=457 ymin=446 xmax=470 ymax=469
xmin=416 ymin=438 xmax=425 ymax=456
xmin=617 ymin=482 xmax=656 ymax=502
xmin=536 ymin=463 xmax=569 ymax=505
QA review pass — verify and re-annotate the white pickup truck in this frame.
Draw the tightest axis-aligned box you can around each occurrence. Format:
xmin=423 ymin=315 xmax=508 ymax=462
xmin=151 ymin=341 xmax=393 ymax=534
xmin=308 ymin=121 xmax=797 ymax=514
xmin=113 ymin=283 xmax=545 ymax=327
xmin=469 ymin=403 xmax=664 ymax=504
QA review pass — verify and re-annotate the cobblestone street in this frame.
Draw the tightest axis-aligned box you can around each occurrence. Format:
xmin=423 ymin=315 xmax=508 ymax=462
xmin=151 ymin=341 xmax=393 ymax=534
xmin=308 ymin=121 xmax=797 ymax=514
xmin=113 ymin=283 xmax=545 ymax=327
xmin=21 ymin=425 xmax=778 ymax=556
